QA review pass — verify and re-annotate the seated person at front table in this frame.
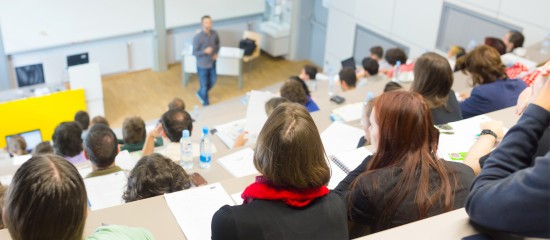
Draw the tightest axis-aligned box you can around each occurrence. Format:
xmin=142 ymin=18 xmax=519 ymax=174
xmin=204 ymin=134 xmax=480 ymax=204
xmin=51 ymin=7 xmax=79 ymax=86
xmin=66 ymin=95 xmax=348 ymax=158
xmin=74 ymin=110 xmax=90 ymax=139
xmin=7 ymin=135 xmax=27 ymax=156
xmin=53 ymin=121 xmax=87 ymax=165
xmin=123 ymin=153 xmax=191 ymax=203
xmin=142 ymin=109 xmax=193 ymax=159
xmin=84 ymin=124 xmax=123 ymax=178
xmin=411 ymin=52 xmax=463 ymax=125
xmin=90 ymin=115 xmax=110 ymax=128
xmin=299 ymin=64 xmax=317 ymax=81
xmin=31 ymin=141 xmax=54 ymax=156
xmin=339 ymin=67 xmax=357 ymax=91
xmin=3 ymin=154 xmax=153 ymax=240
xmin=211 ymin=103 xmax=349 ymax=240
xmin=484 ymin=37 xmax=507 ymax=55
xmin=503 ymin=30 xmax=525 ymax=54
xmin=457 ymin=45 xmax=527 ymax=119
xmin=168 ymin=97 xmax=186 ymax=111
xmin=356 ymin=57 xmax=387 ymax=82
xmin=385 ymin=48 xmax=414 ymax=78
xmin=370 ymin=46 xmax=391 ymax=72
xmin=465 ymin=72 xmax=550 ymax=238
xmin=282 ymin=78 xmax=319 ymax=112
xmin=334 ymin=91 xmax=474 ymax=235
xmin=265 ymin=97 xmax=290 ymax=115
xmin=120 ymin=116 xmax=162 ymax=152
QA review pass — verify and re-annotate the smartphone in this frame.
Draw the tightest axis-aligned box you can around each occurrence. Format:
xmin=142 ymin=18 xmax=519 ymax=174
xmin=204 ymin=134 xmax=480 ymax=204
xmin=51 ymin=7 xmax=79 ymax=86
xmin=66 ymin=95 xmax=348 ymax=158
xmin=330 ymin=95 xmax=346 ymax=104
xmin=190 ymin=172 xmax=208 ymax=186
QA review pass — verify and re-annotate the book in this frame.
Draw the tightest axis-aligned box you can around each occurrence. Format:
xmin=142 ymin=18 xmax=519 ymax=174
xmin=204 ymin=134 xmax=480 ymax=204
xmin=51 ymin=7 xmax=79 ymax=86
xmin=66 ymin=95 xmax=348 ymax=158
xmin=327 ymin=147 xmax=372 ymax=189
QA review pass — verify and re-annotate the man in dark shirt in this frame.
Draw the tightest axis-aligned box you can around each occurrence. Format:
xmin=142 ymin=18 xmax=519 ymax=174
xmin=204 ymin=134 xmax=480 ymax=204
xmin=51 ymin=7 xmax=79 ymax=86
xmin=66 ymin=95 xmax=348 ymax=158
xmin=192 ymin=15 xmax=220 ymax=106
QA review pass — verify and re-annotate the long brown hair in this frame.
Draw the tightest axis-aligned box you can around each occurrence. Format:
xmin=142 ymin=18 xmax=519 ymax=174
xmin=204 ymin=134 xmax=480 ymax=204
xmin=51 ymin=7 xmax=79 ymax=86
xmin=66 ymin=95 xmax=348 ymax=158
xmin=411 ymin=52 xmax=453 ymax=109
xmin=456 ymin=45 xmax=508 ymax=86
xmin=351 ymin=91 xmax=456 ymax=230
xmin=254 ymin=103 xmax=330 ymax=189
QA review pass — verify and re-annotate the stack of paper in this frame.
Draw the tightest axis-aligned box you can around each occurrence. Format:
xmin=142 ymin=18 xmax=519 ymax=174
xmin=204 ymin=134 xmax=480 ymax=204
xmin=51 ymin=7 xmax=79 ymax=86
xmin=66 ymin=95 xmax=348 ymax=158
xmin=84 ymin=171 xmax=127 ymax=211
xmin=164 ymin=183 xmax=234 ymax=240
xmin=332 ymin=102 xmax=364 ymax=122
xmin=214 ymin=118 xmax=246 ymax=149
xmin=217 ymin=147 xmax=258 ymax=178
xmin=321 ymin=122 xmax=365 ymax=156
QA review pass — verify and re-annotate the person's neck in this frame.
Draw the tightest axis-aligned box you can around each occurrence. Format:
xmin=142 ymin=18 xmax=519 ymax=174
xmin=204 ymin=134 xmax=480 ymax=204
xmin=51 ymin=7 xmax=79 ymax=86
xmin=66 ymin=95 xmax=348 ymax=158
xmin=92 ymin=161 xmax=116 ymax=172
xmin=203 ymin=29 xmax=211 ymax=35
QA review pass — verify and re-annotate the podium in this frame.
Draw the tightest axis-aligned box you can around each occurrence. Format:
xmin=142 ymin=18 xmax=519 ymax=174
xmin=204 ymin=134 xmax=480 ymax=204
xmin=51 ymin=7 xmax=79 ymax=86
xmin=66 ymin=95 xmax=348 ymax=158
xmin=182 ymin=47 xmax=245 ymax=90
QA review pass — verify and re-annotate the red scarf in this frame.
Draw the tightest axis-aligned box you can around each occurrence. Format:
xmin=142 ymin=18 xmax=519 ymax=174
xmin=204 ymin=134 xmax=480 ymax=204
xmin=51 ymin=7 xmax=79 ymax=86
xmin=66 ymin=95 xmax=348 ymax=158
xmin=241 ymin=176 xmax=329 ymax=208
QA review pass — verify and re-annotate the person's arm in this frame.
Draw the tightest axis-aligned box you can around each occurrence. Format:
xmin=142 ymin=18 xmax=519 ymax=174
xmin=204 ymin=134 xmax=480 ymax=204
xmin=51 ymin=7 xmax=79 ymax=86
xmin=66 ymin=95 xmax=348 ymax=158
xmin=211 ymin=205 xmax=238 ymax=240
xmin=213 ymin=31 xmax=221 ymax=55
xmin=465 ymin=81 xmax=550 ymax=237
xmin=192 ymin=34 xmax=206 ymax=57
xmin=142 ymin=123 xmax=162 ymax=156
xmin=463 ymin=121 xmax=504 ymax=175
xmin=232 ymin=131 xmax=248 ymax=148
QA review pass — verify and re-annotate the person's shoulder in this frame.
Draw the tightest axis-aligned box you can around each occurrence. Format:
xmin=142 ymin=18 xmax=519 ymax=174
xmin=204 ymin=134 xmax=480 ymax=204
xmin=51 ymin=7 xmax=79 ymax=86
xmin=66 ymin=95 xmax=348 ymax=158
xmin=443 ymin=160 xmax=475 ymax=178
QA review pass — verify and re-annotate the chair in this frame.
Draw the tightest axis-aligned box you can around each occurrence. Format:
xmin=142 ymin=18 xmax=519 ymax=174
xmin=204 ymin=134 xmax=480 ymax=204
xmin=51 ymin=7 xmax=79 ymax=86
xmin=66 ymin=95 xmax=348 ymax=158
xmin=242 ymin=30 xmax=262 ymax=70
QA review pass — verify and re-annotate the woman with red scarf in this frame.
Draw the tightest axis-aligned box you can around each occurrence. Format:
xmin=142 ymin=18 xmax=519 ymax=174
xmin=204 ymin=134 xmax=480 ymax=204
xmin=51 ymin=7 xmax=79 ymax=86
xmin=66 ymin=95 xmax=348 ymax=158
xmin=211 ymin=103 xmax=348 ymax=240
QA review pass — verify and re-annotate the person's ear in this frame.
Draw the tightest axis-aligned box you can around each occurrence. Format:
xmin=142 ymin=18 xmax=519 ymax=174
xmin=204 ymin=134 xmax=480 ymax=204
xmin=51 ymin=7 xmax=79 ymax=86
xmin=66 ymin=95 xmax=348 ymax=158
xmin=341 ymin=81 xmax=349 ymax=91
xmin=117 ymin=144 xmax=120 ymax=154
xmin=2 ymin=207 xmax=6 ymax=226
xmin=83 ymin=150 xmax=89 ymax=160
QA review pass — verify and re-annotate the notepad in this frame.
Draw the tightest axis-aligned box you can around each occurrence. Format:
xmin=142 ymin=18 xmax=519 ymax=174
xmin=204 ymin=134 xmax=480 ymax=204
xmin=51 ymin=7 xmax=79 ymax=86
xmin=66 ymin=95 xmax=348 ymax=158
xmin=321 ymin=121 xmax=365 ymax=156
xmin=165 ymin=183 xmax=234 ymax=240
xmin=332 ymin=102 xmax=364 ymax=122
xmin=84 ymin=171 xmax=127 ymax=211
xmin=217 ymin=147 xmax=258 ymax=178
xmin=327 ymin=147 xmax=372 ymax=189
xmin=214 ymin=118 xmax=246 ymax=149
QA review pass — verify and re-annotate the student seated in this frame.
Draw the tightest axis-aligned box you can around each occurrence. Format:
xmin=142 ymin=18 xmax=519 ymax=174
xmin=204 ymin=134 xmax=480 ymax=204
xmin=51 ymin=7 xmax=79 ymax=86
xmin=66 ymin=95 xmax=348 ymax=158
xmin=74 ymin=110 xmax=90 ymax=139
xmin=142 ymin=109 xmax=193 ymax=159
xmin=339 ymin=67 xmax=357 ymax=91
xmin=457 ymin=45 xmax=527 ymax=118
xmin=383 ymin=81 xmax=403 ymax=92
xmin=385 ymin=48 xmax=414 ymax=78
xmin=168 ymin=97 xmax=186 ymax=111
xmin=265 ymin=97 xmax=290 ymax=115
xmin=84 ymin=124 xmax=123 ymax=178
xmin=7 ymin=135 xmax=27 ymax=156
xmin=2 ymin=154 xmax=153 ymax=240
xmin=411 ymin=52 xmax=463 ymax=125
xmin=370 ymin=46 xmax=391 ymax=72
xmin=31 ymin=141 xmax=54 ymax=156
xmin=335 ymin=91 xmax=474 ymax=234
xmin=123 ymin=153 xmax=191 ymax=202
xmin=466 ymin=71 xmax=550 ymax=238
xmin=484 ymin=37 xmax=506 ymax=55
xmin=280 ymin=79 xmax=319 ymax=112
xmin=299 ymin=65 xmax=317 ymax=81
xmin=357 ymin=57 xmax=386 ymax=82
xmin=120 ymin=116 xmax=162 ymax=152
xmin=53 ymin=122 xmax=87 ymax=165
xmin=91 ymin=115 xmax=110 ymax=128
xmin=211 ymin=103 xmax=349 ymax=240
xmin=503 ymin=30 xmax=525 ymax=54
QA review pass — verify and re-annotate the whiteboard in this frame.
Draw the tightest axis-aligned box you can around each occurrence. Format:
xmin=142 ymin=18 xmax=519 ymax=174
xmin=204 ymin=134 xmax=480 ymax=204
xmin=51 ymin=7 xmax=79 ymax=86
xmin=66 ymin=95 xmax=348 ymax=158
xmin=0 ymin=0 xmax=154 ymax=54
xmin=165 ymin=0 xmax=265 ymax=29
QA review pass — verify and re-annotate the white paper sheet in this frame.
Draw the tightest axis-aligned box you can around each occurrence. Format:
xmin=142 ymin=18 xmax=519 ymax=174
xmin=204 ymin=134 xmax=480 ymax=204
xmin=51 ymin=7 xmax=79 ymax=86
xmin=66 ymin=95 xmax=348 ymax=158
xmin=243 ymin=90 xmax=278 ymax=143
xmin=12 ymin=154 xmax=32 ymax=165
xmin=327 ymin=147 xmax=372 ymax=189
xmin=214 ymin=118 xmax=246 ymax=149
xmin=78 ymin=167 xmax=93 ymax=178
xmin=437 ymin=115 xmax=493 ymax=161
xmin=231 ymin=191 xmax=244 ymax=205
xmin=84 ymin=171 xmax=127 ymax=211
xmin=164 ymin=183 xmax=234 ymax=240
xmin=321 ymin=122 xmax=365 ymax=156
xmin=0 ymin=175 xmax=13 ymax=185
xmin=217 ymin=148 xmax=258 ymax=178
xmin=115 ymin=150 xmax=139 ymax=170
xmin=332 ymin=102 xmax=364 ymax=122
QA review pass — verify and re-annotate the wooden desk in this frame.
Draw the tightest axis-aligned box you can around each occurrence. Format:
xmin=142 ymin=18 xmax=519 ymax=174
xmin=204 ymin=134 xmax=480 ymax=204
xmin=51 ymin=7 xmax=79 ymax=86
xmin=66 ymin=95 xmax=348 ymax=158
xmin=182 ymin=47 xmax=245 ymax=90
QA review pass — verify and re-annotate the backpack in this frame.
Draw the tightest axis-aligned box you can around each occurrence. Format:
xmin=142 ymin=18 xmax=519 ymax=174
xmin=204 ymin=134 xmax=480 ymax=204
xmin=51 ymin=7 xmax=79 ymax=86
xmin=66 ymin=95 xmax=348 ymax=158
xmin=239 ymin=38 xmax=257 ymax=56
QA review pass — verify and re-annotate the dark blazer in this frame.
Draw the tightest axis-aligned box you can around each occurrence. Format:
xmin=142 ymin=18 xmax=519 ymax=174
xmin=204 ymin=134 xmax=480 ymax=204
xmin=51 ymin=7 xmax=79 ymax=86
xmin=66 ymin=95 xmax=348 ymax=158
xmin=432 ymin=90 xmax=463 ymax=125
xmin=460 ymin=79 xmax=526 ymax=119
xmin=211 ymin=192 xmax=349 ymax=240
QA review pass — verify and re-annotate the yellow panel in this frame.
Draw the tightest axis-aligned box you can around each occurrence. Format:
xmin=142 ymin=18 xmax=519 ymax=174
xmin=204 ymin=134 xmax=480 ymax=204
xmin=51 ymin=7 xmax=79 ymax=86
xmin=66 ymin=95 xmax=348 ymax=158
xmin=0 ymin=89 xmax=87 ymax=148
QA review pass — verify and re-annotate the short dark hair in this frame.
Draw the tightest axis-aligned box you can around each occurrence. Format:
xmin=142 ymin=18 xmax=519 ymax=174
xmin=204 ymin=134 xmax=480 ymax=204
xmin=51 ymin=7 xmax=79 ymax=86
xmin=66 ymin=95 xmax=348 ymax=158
xmin=280 ymin=80 xmax=308 ymax=105
xmin=161 ymin=109 xmax=193 ymax=142
xmin=168 ymin=98 xmax=186 ymax=111
xmin=339 ymin=67 xmax=357 ymax=88
xmin=385 ymin=48 xmax=408 ymax=66
xmin=123 ymin=153 xmax=191 ymax=203
xmin=31 ymin=141 xmax=54 ymax=156
xmin=52 ymin=122 xmax=83 ymax=157
xmin=122 ymin=116 xmax=146 ymax=144
xmin=91 ymin=116 xmax=109 ymax=127
xmin=84 ymin=124 xmax=118 ymax=168
xmin=370 ymin=46 xmax=384 ymax=59
xmin=383 ymin=82 xmax=403 ymax=92
xmin=4 ymin=154 xmax=87 ymax=240
xmin=254 ymin=103 xmax=330 ymax=189
xmin=485 ymin=37 xmax=506 ymax=55
xmin=289 ymin=75 xmax=310 ymax=96
xmin=74 ymin=111 xmax=90 ymax=130
xmin=508 ymin=30 xmax=524 ymax=50
xmin=303 ymin=65 xmax=317 ymax=80
xmin=201 ymin=15 xmax=211 ymax=22
xmin=265 ymin=97 xmax=290 ymax=115
xmin=362 ymin=57 xmax=379 ymax=76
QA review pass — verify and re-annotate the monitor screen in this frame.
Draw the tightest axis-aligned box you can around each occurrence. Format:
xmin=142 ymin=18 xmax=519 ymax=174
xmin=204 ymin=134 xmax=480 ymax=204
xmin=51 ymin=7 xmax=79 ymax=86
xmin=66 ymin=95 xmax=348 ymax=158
xmin=6 ymin=130 xmax=43 ymax=152
xmin=15 ymin=64 xmax=45 ymax=87
xmin=67 ymin=52 xmax=89 ymax=67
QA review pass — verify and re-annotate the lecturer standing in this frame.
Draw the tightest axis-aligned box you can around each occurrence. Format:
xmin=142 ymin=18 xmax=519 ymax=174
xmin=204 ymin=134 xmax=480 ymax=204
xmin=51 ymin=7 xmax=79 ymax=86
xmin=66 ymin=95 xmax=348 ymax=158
xmin=193 ymin=15 xmax=220 ymax=106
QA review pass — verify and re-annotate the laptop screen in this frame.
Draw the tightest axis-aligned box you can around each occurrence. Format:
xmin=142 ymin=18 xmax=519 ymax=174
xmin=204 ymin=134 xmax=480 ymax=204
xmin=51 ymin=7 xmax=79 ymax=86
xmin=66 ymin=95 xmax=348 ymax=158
xmin=341 ymin=57 xmax=356 ymax=70
xmin=6 ymin=130 xmax=43 ymax=152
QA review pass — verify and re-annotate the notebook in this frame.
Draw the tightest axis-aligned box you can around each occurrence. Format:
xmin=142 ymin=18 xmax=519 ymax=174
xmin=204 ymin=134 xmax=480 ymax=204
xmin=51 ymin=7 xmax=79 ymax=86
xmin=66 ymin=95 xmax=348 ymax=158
xmin=321 ymin=121 xmax=365 ymax=156
xmin=213 ymin=118 xmax=246 ymax=149
xmin=327 ymin=147 xmax=372 ymax=189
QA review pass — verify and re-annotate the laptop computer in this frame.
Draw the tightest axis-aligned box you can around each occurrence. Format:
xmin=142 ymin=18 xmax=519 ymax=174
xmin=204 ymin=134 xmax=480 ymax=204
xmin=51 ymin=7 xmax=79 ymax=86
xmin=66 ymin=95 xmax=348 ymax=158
xmin=5 ymin=130 xmax=43 ymax=152
xmin=341 ymin=57 xmax=356 ymax=70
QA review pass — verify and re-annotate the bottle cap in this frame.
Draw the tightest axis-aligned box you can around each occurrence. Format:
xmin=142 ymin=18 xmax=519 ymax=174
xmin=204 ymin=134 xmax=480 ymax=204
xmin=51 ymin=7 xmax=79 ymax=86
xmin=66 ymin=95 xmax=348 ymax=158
xmin=202 ymin=127 xmax=209 ymax=134
xmin=182 ymin=129 xmax=190 ymax=137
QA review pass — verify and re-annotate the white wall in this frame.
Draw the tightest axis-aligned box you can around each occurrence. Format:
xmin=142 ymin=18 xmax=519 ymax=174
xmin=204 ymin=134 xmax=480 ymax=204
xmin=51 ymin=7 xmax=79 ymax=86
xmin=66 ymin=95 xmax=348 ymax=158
xmin=324 ymin=0 xmax=550 ymax=70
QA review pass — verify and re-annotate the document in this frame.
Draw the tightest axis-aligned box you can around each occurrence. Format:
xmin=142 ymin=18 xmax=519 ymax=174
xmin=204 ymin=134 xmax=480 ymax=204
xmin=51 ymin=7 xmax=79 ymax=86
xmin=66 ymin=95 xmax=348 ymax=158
xmin=84 ymin=171 xmax=127 ymax=211
xmin=321 ymin=121 xmax=365 ymax=156
xmin=243 ymin=90 xmax=278 ymax=144
xmin=231 ymin=191 xmax=244 ymax=205
xmin=437 ymin=115 xmax=497 ymax=161
xmin=115 ymin=150 xmax=139 ymax=170
xmin=214 ymin=118 xmax=246 ymax=149
xmin=332 ymin=102 xmax=364 ymax=122
xmin=12 ymin=154 xmax=32 ymax=165
xmin=217 ymin=148 xmax=258 ymax=178
xmin=78 ymin=166 xmax=93 ymax=178
xmin=164 ymin=183 xmax=234 ymax=240
xmin=327 ymin=147 xmax=372 ymax=189
xmin=0 ymin=174 xmax=13 ymax=185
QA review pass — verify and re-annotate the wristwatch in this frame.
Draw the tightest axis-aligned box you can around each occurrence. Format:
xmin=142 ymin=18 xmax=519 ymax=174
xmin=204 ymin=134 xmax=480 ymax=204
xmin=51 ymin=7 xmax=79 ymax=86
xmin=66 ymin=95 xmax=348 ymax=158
xmin=480 ymin=129 xmax=497 ymax=139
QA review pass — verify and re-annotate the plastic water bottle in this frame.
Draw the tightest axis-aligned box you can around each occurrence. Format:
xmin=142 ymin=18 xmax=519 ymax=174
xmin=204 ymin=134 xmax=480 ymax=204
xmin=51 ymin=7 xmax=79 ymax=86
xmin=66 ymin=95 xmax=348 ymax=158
xmin=199 ymin=127 xmax=212 ymax=169
xmin=392 ymin=61 xmax=401 ymax=82
xmin=179 ymin=130 xmax=193 ymax=170
xmin=466 ymin=39 xmax=477 ymax=52
xmin=540 ymin=33 xmax=550 ymax=55
xmin=191 ymin=105 xmax=200 ymax=121
xmin=325 ymin=61 xmax=335 ymax=96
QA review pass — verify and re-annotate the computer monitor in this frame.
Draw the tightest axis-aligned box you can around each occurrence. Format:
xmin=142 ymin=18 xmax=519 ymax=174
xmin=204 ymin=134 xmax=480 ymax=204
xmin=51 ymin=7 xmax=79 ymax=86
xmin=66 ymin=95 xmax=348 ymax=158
xmin=5 ymin=130 xmax=43 ymax=152
xmin=67 ymin=52 xmax=89 ymax=67
xmin=341 ymin=57 xmax=356 ymax=70
xmin=15 ymin=63 xmax=45 ymax=87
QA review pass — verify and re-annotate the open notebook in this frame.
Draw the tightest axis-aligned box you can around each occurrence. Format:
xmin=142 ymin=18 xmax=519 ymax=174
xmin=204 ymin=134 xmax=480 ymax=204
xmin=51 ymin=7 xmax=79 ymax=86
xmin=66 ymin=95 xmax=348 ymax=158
xmin=327 ymin=147 xmax=372 ymax=189
xmin=214 ymin=118 xmax=246 ymax=149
